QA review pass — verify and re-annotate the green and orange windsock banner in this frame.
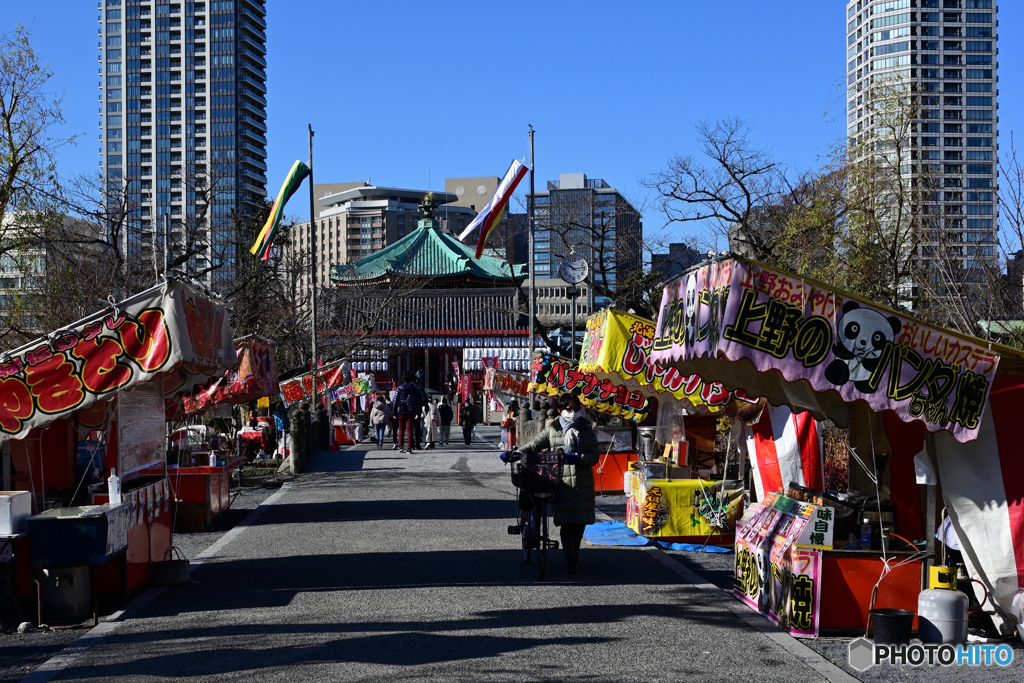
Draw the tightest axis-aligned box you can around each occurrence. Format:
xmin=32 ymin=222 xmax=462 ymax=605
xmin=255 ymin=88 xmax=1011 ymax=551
xmin=250 ymin=160 xmax=310 ymax=261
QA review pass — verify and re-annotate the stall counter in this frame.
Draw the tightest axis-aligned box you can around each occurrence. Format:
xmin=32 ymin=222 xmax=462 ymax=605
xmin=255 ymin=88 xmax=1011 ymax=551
xmin=138 ymin=458 xmax=245 ymax=532
xmin=90 ymin=477 xmax=172 ymax=596
xmin=625 ymin=474 xmax=733 ymax=544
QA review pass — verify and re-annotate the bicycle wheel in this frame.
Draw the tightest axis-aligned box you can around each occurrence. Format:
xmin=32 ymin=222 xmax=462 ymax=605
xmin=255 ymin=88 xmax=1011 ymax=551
xmin=537 ymin=499 xmax=548 ymax=580
xmin=520 ymin=507 xmax=533 ymax=564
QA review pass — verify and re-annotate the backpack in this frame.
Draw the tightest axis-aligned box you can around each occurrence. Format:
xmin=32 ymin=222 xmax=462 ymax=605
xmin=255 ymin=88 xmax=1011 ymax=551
xmin=399 ymin=383 xmax=422 ymax=414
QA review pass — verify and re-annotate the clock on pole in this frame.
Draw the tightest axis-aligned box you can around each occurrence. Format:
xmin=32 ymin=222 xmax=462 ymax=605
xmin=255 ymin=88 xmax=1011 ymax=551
xmin=557 ymin=254 xmax=589 ymax=360
xmin=558 ymin=255 xmax=589 ymax=284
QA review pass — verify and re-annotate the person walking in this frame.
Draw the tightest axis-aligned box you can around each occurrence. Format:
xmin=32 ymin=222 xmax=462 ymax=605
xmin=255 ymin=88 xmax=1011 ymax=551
xmin=423 ymin=398 xmax=440 ymax=449
xmin=515 ymin=392 xmax=599 ymax=574
xmin=437 ymin=396 xmax=453 ymax=446
xmin=459 ymin=400 xmax=476 ymax=445
xmin=392 ymin=372 xmax=422 ymax=454
xmin=369 ymin=396 xmax=392 ymax=450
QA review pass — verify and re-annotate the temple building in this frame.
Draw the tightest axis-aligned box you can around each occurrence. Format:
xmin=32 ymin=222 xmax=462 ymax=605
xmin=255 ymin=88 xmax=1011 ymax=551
xmin=327 ymin=194 xmax=534 ymax=394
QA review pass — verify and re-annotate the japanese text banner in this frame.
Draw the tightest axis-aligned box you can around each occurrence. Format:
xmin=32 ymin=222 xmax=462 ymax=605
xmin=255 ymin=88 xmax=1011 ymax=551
xmin=280 ymin=366 xmax=347 ymax=405
xmin=530 ymin=352 xmax=650 ymax=421
xmin=0 ymin=280 xmax=236 ymax=444
xmin=650 ymin=258 xmax=999 ymax=443
xmin=484 ymin=367 xmax=530 ymax=398
xmin=580 ymin=308 xmax=761 ymax=419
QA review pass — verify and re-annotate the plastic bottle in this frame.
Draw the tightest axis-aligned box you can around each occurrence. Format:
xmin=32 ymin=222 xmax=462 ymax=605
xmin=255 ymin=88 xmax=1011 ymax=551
xmin=108 ymin=468 xmax=122 ymax=505
xmin=861 ymin=518 xmax=872 ymax=550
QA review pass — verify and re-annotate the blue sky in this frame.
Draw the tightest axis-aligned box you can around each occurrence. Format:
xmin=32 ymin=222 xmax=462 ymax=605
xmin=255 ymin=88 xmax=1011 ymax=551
xmin=5 ymin=1 xmax=1023 ymax=248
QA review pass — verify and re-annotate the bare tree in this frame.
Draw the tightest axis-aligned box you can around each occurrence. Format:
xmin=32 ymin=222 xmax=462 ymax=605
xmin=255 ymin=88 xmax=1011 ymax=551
xmin=643 ymin=118 xmax=791 ymax=260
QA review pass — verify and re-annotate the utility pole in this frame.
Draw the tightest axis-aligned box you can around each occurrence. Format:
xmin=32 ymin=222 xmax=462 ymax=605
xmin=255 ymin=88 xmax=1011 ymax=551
xmin=309 ymin=124 xmax=318 ymax=413
xmin=527 ymin=126 xmax=536 ymax=415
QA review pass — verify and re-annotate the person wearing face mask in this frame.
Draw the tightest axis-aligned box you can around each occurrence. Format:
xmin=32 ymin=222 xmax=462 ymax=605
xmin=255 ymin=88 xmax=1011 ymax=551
xmin=515 ymin=392 xmax=599 ymax=573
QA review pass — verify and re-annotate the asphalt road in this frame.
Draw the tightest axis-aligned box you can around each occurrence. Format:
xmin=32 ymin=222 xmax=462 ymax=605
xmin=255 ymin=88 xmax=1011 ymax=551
xmin=19 ymin=427 xmax=836 ymax=682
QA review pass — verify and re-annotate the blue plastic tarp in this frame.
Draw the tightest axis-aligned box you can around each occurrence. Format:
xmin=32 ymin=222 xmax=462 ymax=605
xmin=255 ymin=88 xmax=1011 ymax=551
xmin=583 ymin=520 xmax=732 ymax=553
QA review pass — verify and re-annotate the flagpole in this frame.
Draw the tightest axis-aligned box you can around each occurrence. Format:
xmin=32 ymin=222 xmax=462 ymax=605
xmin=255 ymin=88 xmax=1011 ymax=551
xmin=309 ymin=124 xmax=318 ymax=417
xmin=527 ymin=125 xmax=536 ymax=415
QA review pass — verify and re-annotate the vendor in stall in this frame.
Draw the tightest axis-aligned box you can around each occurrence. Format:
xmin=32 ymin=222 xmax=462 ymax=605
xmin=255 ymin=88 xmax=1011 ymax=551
xmin=517 ymin=393 xmax=600 ymax=574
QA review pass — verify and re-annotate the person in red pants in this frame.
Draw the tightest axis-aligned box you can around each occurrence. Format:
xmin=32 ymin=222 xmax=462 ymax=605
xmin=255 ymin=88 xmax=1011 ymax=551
xmin=392 ymin=372 xmax=423 ymax=453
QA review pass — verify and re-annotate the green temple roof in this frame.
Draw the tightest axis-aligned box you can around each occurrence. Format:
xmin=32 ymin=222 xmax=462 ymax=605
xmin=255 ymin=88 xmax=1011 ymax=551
xmin=330 ymin=203 xmax=525 ymax=285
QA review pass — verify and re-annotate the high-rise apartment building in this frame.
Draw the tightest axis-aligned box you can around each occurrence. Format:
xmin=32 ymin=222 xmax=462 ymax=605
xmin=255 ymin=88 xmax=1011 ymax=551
xmin=99 ymin=0 xmax=267 ymax=287
xmin=527 ymin=173 xmax=642 ymax=339
xmin=846 ymin=0 xmax=998 ymax=280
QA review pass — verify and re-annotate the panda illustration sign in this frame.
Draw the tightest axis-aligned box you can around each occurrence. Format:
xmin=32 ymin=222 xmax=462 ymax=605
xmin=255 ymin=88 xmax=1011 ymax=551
xmin=651 ymin=258 xmax=1002 ymax=443
xmin=824 ymin=301 xmax=901 ymax=393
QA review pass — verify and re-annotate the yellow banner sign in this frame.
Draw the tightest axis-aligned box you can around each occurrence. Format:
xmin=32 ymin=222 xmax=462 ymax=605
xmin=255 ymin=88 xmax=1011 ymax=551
xmin=580 ymin=309 xmax=761 ymax=418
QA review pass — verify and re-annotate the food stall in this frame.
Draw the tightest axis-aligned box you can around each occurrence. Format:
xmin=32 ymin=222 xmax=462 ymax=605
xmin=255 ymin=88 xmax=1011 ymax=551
xmin=280 ymin=365 xmax=375 ymax=446
xmin=484 ymin=366 xmax=529 ymax=447
xmin=160 ymin=335 xmax=279 ymax=531
xmin=572 ymin=308 xmax=762 ymax=537
xmin=0 ymin=279 xmax=237 ymax=616
xmin=648 ymin=255 xmax=1024 ymax=637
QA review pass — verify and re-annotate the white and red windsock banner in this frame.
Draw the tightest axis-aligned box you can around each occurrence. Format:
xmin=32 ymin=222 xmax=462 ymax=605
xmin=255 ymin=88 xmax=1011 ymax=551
xmin=739 ymin=404 xmax=824 ymax=501
xmin=934 ymin=375 xmax=1024 ymax=636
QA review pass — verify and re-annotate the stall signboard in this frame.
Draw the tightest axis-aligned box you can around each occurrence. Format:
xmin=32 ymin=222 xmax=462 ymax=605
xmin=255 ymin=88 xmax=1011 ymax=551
xmin=279 ymin=365 xmax=346 ymax=405
xmin=332 ymin=374 xmax=376 ymax=401
xmin=581 ymin=309 xmax=762 ymax=419
xmin=530 ymin=352 xmax=650 ymax=421
xmin=734 ymin=502 xmax=823 ymax=638
xmin=484 ymin=367 xmax=530 ymax=398
xmin=624 ymin=476 xmax=721 ymax=538
xmin=651 ymin=258 xmax=1000 ymax=443
xmin=0 ymin=280 xmax=236 ymax=446
xmin=760 ymin=492 xmax=834 ymax=550
xmin=178 ymin=336 xmax=279 ymax=417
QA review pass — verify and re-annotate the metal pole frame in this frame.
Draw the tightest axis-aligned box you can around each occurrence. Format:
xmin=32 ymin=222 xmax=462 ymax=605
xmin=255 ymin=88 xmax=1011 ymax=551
xmin=309 ymin=124 xmax=319 ymax=411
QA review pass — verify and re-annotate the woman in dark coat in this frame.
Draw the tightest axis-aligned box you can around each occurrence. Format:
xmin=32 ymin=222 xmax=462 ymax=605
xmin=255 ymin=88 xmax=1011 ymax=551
xmin=518 ymin=393 xmax=600 ymax=573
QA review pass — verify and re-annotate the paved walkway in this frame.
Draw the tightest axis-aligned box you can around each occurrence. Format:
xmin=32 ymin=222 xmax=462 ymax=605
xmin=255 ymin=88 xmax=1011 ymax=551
xmin=25 ymin=429 xmax=844 ymax=682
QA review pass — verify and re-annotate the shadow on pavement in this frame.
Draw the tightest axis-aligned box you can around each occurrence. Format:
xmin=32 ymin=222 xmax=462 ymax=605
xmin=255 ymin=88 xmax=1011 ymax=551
xmin=257 ymin=497 xmax=516 ymax=523
xmin=60 ymin=632 xmax=613 ymax=679
xmin=134 ymin=546 xmax=745 ymax=619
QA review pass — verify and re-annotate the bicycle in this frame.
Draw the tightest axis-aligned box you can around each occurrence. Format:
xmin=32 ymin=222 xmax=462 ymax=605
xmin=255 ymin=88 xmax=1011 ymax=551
xmin=503 ymin=448 xmax=561 ymax=580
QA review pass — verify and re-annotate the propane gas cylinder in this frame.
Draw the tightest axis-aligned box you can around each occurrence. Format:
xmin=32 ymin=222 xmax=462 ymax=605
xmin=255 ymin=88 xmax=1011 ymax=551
xmin=918 ymin=566 xmax=968 ymax=644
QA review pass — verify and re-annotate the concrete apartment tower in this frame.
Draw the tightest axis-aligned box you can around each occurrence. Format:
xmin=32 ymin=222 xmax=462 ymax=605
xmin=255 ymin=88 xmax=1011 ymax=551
xmin=845 ymin=0 xmax=998 ymax=289
xmin=99 ymin=0 xmax=268 ymax=288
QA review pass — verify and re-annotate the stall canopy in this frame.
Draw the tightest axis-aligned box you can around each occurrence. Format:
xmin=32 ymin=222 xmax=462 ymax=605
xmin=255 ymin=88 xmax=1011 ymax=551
xmin=649 ymin=255 xmax=1024 ymax=635
xmin=0 ymin=279 xmax=237 ymax=446
xmin=530 ymin=351 xmax=651 ymax=421
xmin=174 ymin=335 xmax=279 ymax=418
xmin=648 ymin=257 xmax=1020 ymax=443
xmin=279 ymin=364 xmax=375 ymax=406
xmin=579 ymin=308 xmax=763 ymax=420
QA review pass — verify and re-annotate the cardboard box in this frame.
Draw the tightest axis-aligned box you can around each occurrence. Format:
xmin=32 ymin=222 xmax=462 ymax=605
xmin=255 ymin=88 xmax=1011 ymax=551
xmin=0 ymin=491 xmax=31 ymax=535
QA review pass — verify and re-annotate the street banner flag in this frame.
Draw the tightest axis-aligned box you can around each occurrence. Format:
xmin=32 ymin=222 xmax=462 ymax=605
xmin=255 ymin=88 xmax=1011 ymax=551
xmin=250 ymin=160 xmax=310 ymax=261
xmin=740 ymin=404 xmax=824 ymax=501
xmin=458 ymin=159 xmax=528 ymax=259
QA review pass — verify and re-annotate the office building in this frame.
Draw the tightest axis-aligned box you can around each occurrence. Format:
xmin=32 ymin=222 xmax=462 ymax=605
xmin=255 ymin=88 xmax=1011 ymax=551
xmin=652 ymin=243 xmax=703 ymax=282
xmin=527 ymin=173 xmax=642 ymax=335
xmin=846 ymin=0 xmax=998 ymax=283
xmin=99 ymin=0 xmax=268 ymax=287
